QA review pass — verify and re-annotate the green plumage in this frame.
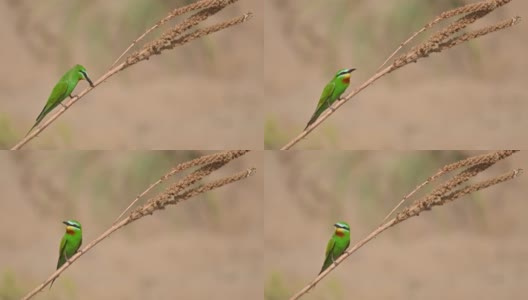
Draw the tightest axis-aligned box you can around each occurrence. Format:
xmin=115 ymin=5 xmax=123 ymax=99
xmin=319 ymin=221 xmax=350 ymax=274
xmin=305 ymin=68 xmax=356 ymax=130
xmin=26 ymin=64 xmax=93 ymax=136
xmin=50 ymin=220 xmax=83 ymax=289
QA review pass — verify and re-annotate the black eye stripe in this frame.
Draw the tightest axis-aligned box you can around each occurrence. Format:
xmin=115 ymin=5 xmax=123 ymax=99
xmin=67 ymin=222 xmax=80 ymax=229
xmin=335 ymin=224 xmax=349 ymax=230
xmin=336 ymin=68 xmax=356 ymax=77
xmin=80 ymin=70 xmax=88 ymax=78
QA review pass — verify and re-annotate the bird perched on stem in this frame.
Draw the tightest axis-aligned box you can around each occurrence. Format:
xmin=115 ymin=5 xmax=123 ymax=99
xmin=305 ymin=68 xmax=356 ymax=130
xmin=319 ymin=222 xmax=350 ymax=274
xmin=50 ymin=220 xmax=83 ymax=289
xmin=26 ymin=64 xmax=94 ymax=136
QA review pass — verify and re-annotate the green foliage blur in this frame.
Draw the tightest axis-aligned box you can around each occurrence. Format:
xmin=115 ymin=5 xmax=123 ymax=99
xmin=0 ymin=270 xmax=23 ymax=300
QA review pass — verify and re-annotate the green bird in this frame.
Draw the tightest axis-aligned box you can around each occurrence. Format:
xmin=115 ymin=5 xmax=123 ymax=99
xmin=319 ymin=222 xmax=350 ymax=274
xmin=50 ymin=220 xmax=83 ymax=289
xmin=305 ymin=68 xmax=356 ymax=130
xmin=26 ymin=64 xmax=94 ymax=136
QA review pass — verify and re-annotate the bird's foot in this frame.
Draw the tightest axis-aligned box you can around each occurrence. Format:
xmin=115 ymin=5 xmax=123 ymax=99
xmin=60 ymin=102 xmax=67 ymax=108
xmin=69 ymin=94 xmax=77 ymax=99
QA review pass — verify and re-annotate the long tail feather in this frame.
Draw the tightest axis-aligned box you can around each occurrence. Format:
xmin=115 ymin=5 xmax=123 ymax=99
xmin=25 ymin=103 xmax=52 ymax=137
xmin=24 ymin=117 xmax=43 ymax=137
xmin=319 ymin=255 xmax=333 ymax=274
xmin=304 ymin=113 xmax=319 ymax=130
xmin=49 ymin=278 xmax=56 ymax=290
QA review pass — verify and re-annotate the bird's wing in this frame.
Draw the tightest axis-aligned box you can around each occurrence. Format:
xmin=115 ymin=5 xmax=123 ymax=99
xmin=304 ymin=82 xmax=336 ymax=129
xmin=59 ymin=236 xmax=67 ymax=254
xmin=57 ymin=238 xmax=68 ymax=269
xmin=315 ymin=82 xmax=335 ymax=113
xmin=35 ymin=81 xmax=69 ymax=123
xmin=319 ymin=238 xmax=337 ymax=274
xmin=25 ymin=81 xmax=70 ymax=136
xmin=325 ymin=238 xmax=336 ymax=259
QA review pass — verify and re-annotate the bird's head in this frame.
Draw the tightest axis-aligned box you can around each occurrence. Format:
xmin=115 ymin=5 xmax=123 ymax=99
xmin=74 ymin=64 xmax=94 ymax=87
xmin=334 ymin=68 xmax=356 ymax=84
xmin=333 ymin=221 xmax=350 ymax=237
xmin=63 ymin=220 xmax=82 ymax=235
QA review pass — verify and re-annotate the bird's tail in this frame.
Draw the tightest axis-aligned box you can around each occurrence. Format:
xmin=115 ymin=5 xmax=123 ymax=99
xmin=304 ymin=113 xmax=318 ymax=130
xmin=24 ymin=122 xmax=39 ymax=138
xmin=24 ymin=107 xmax=47 ymax=137
xmin=49 ymin=278 xmax=56 ymax=290
xmin=304 ymin=103 xmax=329 ymax=131
xmin=318 ymin=255 xmax=333 ymax=275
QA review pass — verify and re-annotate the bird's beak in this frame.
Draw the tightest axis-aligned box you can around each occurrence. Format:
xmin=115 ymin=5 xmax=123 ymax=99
xmin=347 ymin=68 xmax=356 ymax=73
xmin=85 ymin=76 xmax=94 ymax=87
xmin=62 ymin=221 xmax=69 ymax=225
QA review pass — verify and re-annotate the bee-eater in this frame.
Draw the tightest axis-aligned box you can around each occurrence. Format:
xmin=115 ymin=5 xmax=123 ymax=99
xmin=50 ymin=220 xmax=83 ymax=289
xmin=26 ymin=64 xmax=94 ymax=136
xmin=305 ymin=68 xmax=356 ymax=130
xmin=319 ymin=222 xmax=350 ymax=274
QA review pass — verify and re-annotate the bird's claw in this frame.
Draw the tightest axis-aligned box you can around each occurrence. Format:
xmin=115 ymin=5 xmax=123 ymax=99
xmin=60 ymin=102 xmax=67 ymax=108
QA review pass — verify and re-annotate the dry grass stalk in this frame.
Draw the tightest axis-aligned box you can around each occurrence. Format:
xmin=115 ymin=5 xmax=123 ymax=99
xmin=114 ymin=150 xmax=250 ymax=223
xmin=11 ymin=0 xmax=252 ymax=150
xmin=289 ymin=150 xmax=522 ymax=300
xmin=111 ymin=0 xmax=238 ymax=67
xmin=281 ymin=0 xmax=520 ymax=150
xmin=382 ymin=150 xmax=518 ymax=221
xmin=377 ymin=0 xmax=513 ymax=70
xmin=126 ymin=12 xmax=252 ymax=66
xmin=128 ymin=166 xmax=255 ymax=222
xmin=21 ymin=150 xmax=255 ymax=300
xmin=395 ymin=168 xmax=521 ymax=223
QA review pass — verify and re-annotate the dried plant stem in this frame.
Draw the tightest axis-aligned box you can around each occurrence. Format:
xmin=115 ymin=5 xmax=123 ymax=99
xmin=382 ymin=150 xmax=518 ymax=221
xmin=281 ymin=0 xmax=520 ymax=150
xmin=125 ymin=12 xmax=252 ymax=66
xmin=111 ymin=0 xmax=237 ymax=67
xmin=377 ymin=0 xmax=513 ymax=71
xmin=21 ymin=150 xmax=255 ymax=300
xmin=289 ymin=150 xmax=522 ymax=300
xmin=12 ymin=0 xmax=252 ymax=150
xmin=113 ymin=150 xmax=250 ymax=223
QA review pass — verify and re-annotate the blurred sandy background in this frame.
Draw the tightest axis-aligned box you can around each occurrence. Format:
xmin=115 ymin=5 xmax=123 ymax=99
xmin=0 ymin=0 xmax=262 ymax=149
xmin=264 ymin=151 xmax=528 ymax=299
xmin=0 ymin=151 xmax=262 ymax=299
xmin=264 ymin=0 xmax=528 ymax=149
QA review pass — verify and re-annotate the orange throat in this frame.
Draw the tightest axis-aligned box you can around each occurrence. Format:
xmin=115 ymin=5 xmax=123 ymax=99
xmin=335 ymin=229 xmax=345 ymax=237
xmin=66 ymin=227 xmax=76 ymax=235
xmin=341 ymin=77 xmax=350 ymax=84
